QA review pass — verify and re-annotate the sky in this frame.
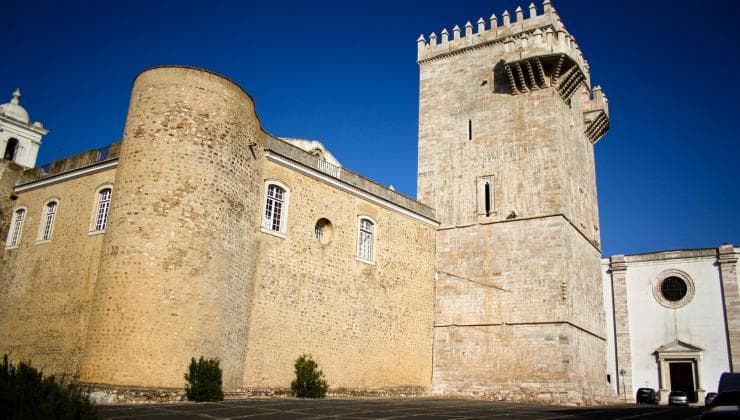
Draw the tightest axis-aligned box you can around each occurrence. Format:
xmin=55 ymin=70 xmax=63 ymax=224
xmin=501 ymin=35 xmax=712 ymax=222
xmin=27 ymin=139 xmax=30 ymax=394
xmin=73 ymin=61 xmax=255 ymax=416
xmin=2 ymin=0 xmax=738 ymax=256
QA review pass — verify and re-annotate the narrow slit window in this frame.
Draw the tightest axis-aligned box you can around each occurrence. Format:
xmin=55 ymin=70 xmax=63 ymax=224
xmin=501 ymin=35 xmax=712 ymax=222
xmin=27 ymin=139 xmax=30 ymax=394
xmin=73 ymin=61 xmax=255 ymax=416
xmin=468 ymin=120 xmax=472 ymax=140
xmin=484 ymin=182 xmax=491 ymax=216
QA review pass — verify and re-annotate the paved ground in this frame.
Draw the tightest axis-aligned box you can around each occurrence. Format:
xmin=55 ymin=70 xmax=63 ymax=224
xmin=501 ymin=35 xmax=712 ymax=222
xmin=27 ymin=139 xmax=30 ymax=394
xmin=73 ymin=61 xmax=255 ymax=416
xmin=98 ymin=398 xmax=705 ymax=419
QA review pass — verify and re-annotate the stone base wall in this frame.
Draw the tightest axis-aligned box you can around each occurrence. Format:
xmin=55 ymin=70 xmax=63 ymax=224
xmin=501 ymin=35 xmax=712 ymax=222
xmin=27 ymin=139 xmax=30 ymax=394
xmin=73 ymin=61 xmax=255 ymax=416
xmin=432 ymin=322 xmax=614 ymax=405
xmin=84 ymin=384 xmax=427 ymax=404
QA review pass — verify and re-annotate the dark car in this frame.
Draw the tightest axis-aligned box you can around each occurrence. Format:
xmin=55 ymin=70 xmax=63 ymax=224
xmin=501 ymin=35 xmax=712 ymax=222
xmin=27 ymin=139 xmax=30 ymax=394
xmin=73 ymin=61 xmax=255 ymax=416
xmin=636 ymin=387 xmax=658 ymax=404
xmin=669 ymin=390 xmax=689 ymax=406
xmin=702 ymin=391 xmax=740 ymax=419
xmin=705 ymin=392 xmax=718 ymax=406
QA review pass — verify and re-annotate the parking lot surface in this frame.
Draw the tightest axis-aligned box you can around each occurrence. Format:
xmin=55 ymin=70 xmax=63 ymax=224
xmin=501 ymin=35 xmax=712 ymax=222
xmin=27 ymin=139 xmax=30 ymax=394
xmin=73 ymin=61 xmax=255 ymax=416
xmin=98 ymin=398 xmax=705 ymax=419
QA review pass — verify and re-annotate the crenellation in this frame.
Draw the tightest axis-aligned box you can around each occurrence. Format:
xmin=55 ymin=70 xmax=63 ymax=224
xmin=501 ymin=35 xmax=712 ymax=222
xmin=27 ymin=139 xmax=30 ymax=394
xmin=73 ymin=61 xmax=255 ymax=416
xmin=417 ymin=2 xmax=590 ymax=87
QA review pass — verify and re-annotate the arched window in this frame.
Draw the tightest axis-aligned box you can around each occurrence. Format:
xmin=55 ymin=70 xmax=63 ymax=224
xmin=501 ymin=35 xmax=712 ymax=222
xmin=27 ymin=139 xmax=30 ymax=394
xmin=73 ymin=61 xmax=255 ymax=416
xmin=5 ymin=207 xmax=26 ymax=248
xmin=38 ymin=200 xmax=58 ymax=242
xmin=92 ymin=187 xmax=112 ymax=232
xmin=3 ymin=138 xmax=19 ymax=161
xmin=262 ymin=182 xmax=289 ymax=235
xmin=357 ymin=216 xmax=375 ymax=262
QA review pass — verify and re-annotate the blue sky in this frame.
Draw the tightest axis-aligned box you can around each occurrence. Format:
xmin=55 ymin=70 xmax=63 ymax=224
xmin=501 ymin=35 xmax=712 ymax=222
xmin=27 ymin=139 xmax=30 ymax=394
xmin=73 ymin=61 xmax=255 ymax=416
xmin=2 ymin=0 xmax=738 ymax=256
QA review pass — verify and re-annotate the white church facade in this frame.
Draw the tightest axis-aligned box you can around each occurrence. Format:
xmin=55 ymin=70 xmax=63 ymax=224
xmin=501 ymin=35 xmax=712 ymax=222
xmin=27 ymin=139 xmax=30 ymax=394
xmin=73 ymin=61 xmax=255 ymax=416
xmin=603 ymin=244 xmax=739 ymax=403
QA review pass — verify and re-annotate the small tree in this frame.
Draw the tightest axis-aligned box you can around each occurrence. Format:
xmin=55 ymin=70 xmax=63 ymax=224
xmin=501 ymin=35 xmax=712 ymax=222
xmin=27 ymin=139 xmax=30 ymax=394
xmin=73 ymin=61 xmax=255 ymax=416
xmin=291 ymin=354 xmax=328 ymax=398
xmin=0 ymin=354 xmax=98 ymax=419
xmin=184 ymin=356 xmax=224 ymax=402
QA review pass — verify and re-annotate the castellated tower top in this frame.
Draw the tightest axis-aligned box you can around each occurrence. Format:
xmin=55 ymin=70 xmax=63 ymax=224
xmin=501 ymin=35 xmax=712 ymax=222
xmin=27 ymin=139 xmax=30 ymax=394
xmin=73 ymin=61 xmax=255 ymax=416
xmin=418 ymin=1 xmax=583 ymax=70
xmin=417 ymin=0 xmax=609 ymax=143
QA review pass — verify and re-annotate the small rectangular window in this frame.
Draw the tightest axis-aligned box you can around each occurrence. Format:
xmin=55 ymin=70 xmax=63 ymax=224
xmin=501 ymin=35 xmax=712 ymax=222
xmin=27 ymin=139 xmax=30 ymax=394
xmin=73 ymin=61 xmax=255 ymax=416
xmin=468 ymin=119 xmax=472 ymax=140
xmin=476 ymin=175 xmax=495 ymax=216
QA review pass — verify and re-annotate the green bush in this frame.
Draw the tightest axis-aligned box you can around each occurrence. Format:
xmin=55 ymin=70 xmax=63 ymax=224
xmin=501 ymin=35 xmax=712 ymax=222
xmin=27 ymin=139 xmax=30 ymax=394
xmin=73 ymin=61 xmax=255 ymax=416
xmin=0 ymin=354 xmax=98 ymax=419
xmin=184 ymin=356 xmax=224 ymax=402
xmin=291 ymin=354 xmax=328 ymax=398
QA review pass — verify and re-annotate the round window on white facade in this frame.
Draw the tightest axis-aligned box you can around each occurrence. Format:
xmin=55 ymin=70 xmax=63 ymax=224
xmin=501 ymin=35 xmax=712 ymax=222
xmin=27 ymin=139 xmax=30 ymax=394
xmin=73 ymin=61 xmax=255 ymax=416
xmin=653 ymin=270 xmax=695 ymax=309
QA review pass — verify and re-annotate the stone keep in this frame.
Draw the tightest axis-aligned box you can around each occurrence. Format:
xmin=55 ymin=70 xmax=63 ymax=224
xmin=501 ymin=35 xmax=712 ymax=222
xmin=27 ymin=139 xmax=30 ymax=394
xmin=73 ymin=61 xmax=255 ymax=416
xmin=417 ymin=1 xmax=612 ymax=404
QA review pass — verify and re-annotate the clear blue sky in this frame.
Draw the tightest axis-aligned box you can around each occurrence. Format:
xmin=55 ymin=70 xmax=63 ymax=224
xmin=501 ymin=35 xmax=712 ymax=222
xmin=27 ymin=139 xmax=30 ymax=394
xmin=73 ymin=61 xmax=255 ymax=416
xmin=2 ymin=0 xmax=738 ymax=256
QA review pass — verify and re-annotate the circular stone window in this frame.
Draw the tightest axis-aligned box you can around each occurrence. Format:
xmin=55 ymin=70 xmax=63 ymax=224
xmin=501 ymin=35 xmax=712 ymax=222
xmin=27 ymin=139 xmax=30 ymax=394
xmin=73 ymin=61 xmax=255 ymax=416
xmin=653 ymin=270 xmax=694 ymax=309
xmin=314 ymin=218 xmax=333 ymax=245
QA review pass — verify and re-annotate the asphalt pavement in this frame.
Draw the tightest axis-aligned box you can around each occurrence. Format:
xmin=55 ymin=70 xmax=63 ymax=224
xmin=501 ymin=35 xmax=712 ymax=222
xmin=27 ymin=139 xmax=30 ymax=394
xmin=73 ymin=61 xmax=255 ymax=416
xmin=98 ymin=398 xmax=705 ymax=419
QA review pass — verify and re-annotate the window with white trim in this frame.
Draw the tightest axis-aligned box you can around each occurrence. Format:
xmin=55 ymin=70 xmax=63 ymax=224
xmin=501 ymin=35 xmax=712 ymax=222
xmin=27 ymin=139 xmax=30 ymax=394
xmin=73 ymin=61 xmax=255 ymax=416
xmin=6 ymin=208 xmax=26 ymax=248
xmin=93 ymin=188 xmax=112 ymax=232
xmin=38 ymin=200 xmax=58 ymax=242
xmin=262 ymin=183 xmax=289 ymax=234
xmin=357 ymin=217 xmax=375 ymax=262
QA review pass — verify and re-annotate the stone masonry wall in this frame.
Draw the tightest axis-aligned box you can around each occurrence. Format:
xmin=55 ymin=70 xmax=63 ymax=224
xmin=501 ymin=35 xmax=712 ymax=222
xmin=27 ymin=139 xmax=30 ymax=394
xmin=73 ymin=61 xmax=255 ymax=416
xmin=418 ymin=22 xmax=610 ymax=403
xmin=433 ymin=217 xmax=610 ymax=404
xmin=0 ymin=168 xmax=116 ymax=377
xmin=79 ymin=66 xmax=264 ymax=389
xmin=242 ymin=160 xmax=436 ymax=393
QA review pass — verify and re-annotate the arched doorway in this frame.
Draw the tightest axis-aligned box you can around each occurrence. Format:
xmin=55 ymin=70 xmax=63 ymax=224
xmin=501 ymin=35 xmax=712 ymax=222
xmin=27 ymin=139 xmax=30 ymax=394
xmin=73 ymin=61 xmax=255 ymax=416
xmin=3 ymin=138 xmax=19 ymax=161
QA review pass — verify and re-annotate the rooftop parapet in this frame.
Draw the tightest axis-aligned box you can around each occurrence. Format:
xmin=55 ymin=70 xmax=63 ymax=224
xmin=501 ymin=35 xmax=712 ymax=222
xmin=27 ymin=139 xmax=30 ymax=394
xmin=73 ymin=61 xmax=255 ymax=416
xmin=417 ymin=1 xmax=589 ymax=82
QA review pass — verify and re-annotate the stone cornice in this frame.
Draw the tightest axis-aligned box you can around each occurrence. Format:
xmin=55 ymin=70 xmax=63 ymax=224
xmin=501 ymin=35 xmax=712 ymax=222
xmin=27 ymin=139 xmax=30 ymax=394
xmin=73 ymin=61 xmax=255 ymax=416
xmin=14 ymin=159 xmax=118 ymax=193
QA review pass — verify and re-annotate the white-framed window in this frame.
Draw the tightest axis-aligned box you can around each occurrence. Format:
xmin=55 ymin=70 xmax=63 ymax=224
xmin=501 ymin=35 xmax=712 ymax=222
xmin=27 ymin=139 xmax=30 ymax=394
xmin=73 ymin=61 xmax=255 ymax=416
xmin=90 ymin=185 xmax=113 ymax=234
xmin=357 ymin=216 xmax=376 ymax=263
xmin=37 ymin=199 xmax=59 ymax=243
xmin=5 ymin=207 xmax=27 ymax=249
xmin=261 ymin=181 xmax=290 ymax=236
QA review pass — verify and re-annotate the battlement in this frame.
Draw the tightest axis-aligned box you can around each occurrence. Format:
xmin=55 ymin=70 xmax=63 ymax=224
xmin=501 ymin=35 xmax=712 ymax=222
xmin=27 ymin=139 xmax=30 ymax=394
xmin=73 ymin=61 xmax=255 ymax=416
xmin=417 ymin=1 xmax=589 ymax=80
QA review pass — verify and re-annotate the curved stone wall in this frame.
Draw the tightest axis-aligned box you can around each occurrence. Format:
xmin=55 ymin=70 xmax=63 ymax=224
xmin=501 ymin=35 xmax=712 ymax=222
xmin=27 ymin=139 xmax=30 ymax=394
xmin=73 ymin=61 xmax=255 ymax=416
xmin=79 ymin=66 xmax=263 ymax=388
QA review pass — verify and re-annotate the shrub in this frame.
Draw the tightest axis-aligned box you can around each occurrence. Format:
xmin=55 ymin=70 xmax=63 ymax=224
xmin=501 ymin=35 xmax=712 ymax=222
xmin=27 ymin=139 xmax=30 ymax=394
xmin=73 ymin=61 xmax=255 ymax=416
xmin=291 ymin=354 xmax=328 ymax=398
xmin=184 ymin=356 xmax=224 ymax=402
xmin=0 ymin=354 xmax=98 ymax=419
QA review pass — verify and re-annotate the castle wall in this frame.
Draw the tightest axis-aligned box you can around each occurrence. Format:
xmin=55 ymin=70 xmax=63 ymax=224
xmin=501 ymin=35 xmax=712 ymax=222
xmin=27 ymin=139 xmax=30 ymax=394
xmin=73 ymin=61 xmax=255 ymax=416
xmin=243 ymin=159 xmax=436 ymax=393
xmin=0 ymin=167 xmax=116 ymax=376
xmin=78 ymin=67 xmax=264 ymax=389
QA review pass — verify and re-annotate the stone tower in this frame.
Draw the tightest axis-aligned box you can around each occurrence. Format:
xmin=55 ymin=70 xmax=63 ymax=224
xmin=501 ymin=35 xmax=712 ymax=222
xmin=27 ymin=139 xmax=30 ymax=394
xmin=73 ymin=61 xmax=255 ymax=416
xmin=417 ymin=1 xmax=612 ymax=404
xmin=79 ymin=66 xmax=264 ymax=389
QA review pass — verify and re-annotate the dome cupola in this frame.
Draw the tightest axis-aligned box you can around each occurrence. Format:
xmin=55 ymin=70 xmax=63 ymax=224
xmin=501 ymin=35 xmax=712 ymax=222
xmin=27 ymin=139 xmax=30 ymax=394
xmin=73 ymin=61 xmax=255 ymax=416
xmin=0 ymin=89 xmax=30 ymax=124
